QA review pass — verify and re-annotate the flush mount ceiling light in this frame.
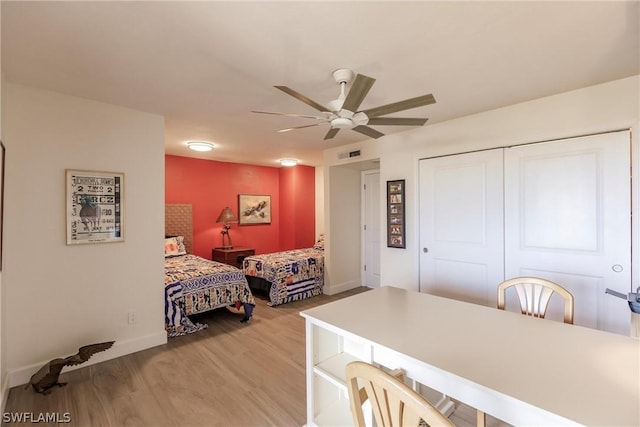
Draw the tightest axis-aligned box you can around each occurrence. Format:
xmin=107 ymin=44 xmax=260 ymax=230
xmin=187 ymin=141 xmax=214 ymax=152
xmin=280 ymin=158 xmax=298 ymax=167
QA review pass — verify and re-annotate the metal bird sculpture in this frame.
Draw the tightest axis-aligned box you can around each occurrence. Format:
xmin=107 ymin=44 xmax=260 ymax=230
xmin=26 ymin=341 xmax=115 ymax=394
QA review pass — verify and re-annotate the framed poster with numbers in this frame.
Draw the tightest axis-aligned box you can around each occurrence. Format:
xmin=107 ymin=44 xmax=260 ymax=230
xmin=66 ymin=169 xmax=124 ymax=245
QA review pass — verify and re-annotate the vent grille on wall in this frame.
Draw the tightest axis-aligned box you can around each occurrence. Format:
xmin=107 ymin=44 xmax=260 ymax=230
xmin=338 ymin=149 xmax=362 ymax=160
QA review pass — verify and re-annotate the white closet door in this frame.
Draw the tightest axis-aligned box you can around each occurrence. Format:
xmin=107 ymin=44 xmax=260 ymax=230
xmin=419 ymin=149 xmax=504 ymax=306
xmin=362 ymin=170 xmax=381 ymax=288
xmin=505 ymin=131 xmax=631 ymax=334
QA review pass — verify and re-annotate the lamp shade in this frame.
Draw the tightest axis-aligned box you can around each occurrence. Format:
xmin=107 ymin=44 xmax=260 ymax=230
xmin=216 ymin=207 xmax=238 ymax=223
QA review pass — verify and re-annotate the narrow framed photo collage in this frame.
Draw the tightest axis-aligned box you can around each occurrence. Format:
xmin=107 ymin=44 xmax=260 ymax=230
xmin=387 ymin=179 xmax=406 ymax=248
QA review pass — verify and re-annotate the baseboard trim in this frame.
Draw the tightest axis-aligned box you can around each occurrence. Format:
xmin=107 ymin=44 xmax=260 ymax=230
xmin=8 ymin=331 xmax=167 ymax=388
xmin=323 ymin=280 xmax=361 ymax=295
xmin=1 ymin=373 xmax=10 ymax=415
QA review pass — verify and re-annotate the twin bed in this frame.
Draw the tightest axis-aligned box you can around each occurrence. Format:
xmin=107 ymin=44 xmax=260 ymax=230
xmin=242 ymin=236 xmax=324 ymax=306
xmin=164 ymin=204 xmax=324 ymax=337
xmin=164 ymin=204 xmax=255 ymax=337
xmin=164 ymin=247 xmax=255 ymax=337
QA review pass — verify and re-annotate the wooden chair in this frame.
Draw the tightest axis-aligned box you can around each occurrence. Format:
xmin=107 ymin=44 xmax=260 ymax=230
xmin=478 ymin=277 xmax=575 ymax=426
xmin=346 ymin=361 xmax=455 ymax=427
xmin=497 ymin=276 xmax=574 ymax=324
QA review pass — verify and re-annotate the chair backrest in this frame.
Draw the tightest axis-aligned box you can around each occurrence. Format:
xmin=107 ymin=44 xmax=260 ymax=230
xmin=345 ymin=361 xmax=455 ymax=427
xmin=497 ymin=276 xmax=574 ymax=324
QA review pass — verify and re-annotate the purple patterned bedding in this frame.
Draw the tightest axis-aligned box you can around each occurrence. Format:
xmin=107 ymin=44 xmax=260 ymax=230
xmin=242 ymin=248 xmax=324 ymax=306
xmin=165 ymin=254 xmax=255 ymax=337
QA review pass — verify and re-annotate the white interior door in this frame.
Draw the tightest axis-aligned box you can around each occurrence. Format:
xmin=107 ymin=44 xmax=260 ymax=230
xmin=419 ymin=150 xmax=504 ymax=305
xmin=504 ymin=131 xmax=631 ymax=334
xmin=362 ymin=170 xmax=381 ymax=288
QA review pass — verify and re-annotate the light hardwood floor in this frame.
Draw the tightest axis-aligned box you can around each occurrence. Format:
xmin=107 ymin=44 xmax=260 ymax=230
xmin=4 ymin=287 xmax=510 ymax=427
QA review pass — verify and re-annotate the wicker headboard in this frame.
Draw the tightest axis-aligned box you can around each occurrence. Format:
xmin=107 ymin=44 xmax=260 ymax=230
xmin=165 ymin=203 xmax=193 ymax=254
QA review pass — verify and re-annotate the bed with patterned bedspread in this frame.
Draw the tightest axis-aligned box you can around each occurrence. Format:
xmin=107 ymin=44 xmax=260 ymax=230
xmin=165 ymin=254 xmax=255 ymax=337
xmin=242 ymin=247 xmax=324 ymax=306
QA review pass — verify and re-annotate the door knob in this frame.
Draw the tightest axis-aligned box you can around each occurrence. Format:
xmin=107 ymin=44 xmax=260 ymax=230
xmin=423 ymin=248 xmax=429 ymax=253
xmin=612 ymin=264 xmax=623 ymax=272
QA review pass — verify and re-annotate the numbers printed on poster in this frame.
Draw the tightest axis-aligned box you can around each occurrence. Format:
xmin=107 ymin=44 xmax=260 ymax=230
xmin=66 ymin=170 xmax=123 ymax=244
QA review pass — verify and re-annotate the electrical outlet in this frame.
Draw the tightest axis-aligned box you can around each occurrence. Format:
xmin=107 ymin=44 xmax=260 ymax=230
xmin=128 ymin=311 xmax=137 ymax=325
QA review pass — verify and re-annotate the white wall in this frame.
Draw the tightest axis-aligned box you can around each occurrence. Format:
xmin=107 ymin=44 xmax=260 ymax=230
xmin=0 ymin=2 xmax=5 ymax=408
xmin=2 ymin=82 xmax=167 ymax=387
xmin=315 ymin=166 xmax=324 ymax=237
xmin=323 ymin=76 xmax=640 ymax=293
xmin=323 ymin=166 xmax=362 ymax=294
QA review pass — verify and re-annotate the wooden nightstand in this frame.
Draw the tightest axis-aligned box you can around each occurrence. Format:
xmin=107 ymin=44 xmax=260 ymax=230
xmin=212 ymin=247 xmax=255 ymax=269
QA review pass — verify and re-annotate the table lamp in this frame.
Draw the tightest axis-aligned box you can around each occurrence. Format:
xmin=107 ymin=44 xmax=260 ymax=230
xmin=216 ymin=206 xmax=238 ymax=249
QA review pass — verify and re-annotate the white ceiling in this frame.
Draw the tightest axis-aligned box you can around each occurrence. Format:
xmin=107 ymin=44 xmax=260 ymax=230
xmin=2 ymin=1 xmax=638 ymax=167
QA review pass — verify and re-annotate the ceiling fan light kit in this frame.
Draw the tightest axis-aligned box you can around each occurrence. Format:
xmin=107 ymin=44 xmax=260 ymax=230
xmin=331 ymin=117 xmax=352 ymax=128
xmin=253 ymin=68 xmax=435 ymax=141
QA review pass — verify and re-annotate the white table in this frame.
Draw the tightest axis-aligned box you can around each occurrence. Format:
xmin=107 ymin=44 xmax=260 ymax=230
xmin=301 ymin=286 xmax=640 ymax=426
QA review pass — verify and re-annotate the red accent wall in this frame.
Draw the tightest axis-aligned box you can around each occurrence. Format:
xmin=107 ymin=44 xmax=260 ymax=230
xmin=165 ymin=155 xmax=315 ymax=258
xmin=279 ymin=166 xmax=316 ymax=250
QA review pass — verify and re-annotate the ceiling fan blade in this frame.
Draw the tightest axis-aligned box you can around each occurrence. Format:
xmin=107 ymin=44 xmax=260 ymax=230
xmin=252 ymin=110 xmax=325 ymax=120
xmin=366 ymin=117 xmax=428 ymax=126
xmin=324 ymin=128 xmax=340 ymax=140
xmin=352 ymin=125 xmax=385 ymax=139
xmin=277 ymin=123 xmax=322 ymax=133
xmin=362 ymin=94 xmax=436 ymax=118
xmin=341 ymin=74 xmax=376 ymax=113
xmin=274 ymin=86 xmax=330 ymax=112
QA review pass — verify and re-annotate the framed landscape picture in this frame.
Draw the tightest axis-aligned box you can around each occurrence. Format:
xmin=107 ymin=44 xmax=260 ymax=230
xmin=238 ymin=194 xmax=271 ymax=225
xmin=387 ymin=179 xmax=406 ymax=248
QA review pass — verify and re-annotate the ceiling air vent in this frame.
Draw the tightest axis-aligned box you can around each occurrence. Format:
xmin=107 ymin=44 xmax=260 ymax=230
xmin=338 ymin=149 xmax=361 ymax=160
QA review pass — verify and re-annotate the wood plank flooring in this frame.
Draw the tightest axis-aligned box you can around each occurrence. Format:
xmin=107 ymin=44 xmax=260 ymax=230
xmin=4 ymin=287 xmax=510 ymax=427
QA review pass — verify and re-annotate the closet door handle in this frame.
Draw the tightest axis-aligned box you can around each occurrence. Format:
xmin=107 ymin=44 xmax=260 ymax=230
xmin=423 ymin=247 xmax=429 ymax=253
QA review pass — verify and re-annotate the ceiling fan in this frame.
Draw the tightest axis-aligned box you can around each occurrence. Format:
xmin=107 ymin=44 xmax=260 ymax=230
xmin=252 ymin=68 xmax=436 ymax=140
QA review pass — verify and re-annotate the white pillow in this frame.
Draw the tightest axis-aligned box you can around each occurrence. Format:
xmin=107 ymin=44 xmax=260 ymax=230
xmin=313 ymin=233 xmax=324 ymax=250
xmin=164 ymin=236 xmax=187 ymax=257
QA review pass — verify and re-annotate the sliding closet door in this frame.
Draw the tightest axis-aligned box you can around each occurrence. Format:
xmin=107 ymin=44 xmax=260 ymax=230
xmin=504 ymin=131 xmax=631 ymax=334
xmin=419 ymin=149 xmax=504 ymax=306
